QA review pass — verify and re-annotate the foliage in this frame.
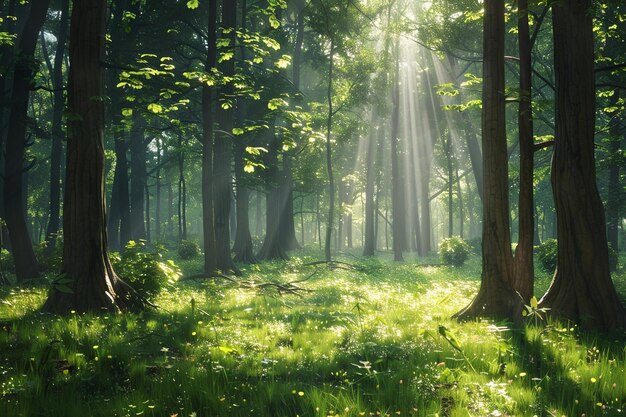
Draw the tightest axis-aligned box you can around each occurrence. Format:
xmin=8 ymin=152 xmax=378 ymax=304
xmin=536 ymin=239 xmax=558 ymax=274
xmin=110 ymin=241 xmax=181 ymax=299
xmin=438 ymin=236 xmax=472 ymax=266
xmin=0 ymin=249 xmax=14 ymax=273
xmin=177 ymin=240 xmax=200 ymax=260
xmin=1 ymin=251 xmax=625 ymax=417
xmin=34 ymin=235 xmax=64 ymax=274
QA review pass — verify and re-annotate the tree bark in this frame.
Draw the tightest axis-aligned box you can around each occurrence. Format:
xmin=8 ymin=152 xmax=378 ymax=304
xmin=390 ymin=45 xmax=404 ymax=261
xmin=363 ymin=109 xmax=378 ymax=256
xmin=3 ymin=0 xmax=50 ymax=280
xmin=202 ymin=0 xmax=218 ymax=273
xmin=42 ymin=0 xmax=145 ymax=313
xmin=512 ymin=0 xmax=534 ymax=303
xmin=129 ymin=115 xmax=147 ymax=240
xmin=324 ymin=41 xmax=335 ymax=263
xmin=213 ymin=0 xmax=239 ymax=273
xmin=44 ymin=0 xmax=69 ymax=255
xmin=539 ymin=0 xmax=625 ymax=330
xmin=454 ymin=0 xmax=520 ymax=321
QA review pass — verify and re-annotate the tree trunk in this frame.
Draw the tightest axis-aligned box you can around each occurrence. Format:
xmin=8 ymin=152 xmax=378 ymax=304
xmin=129 ymin=115 xmax=147 ymax=240
xmin=605 ymin=89 xmax=621 ymax=269
xmin=390 ymin=44 xmax=404 ymax=262
xmin=324 ymin=41 xmax=335 ymax=263
xmin=257 ymin=124 xmax=288 ymax=261
xmin=3 ymin=0 xmax=50 ymax=280
xmin=539 ymin=0 xmax=625 ymax=330
xmin=42 ymin=0 xmax=145 ymax=313
xmin=454 ymin=0 xmax=520 ymax=321
xmin=202 ymin=0 xmax=218 ymax=273
xmin=512 ymin=0 xmax=534 ymax=303
xmin=213 ymin=0 xmax=239 ymax=273
xmin=44 ymin=0 xmax=69 ymax=255
xmin=363 ymin=109 xmax=378 ymax=256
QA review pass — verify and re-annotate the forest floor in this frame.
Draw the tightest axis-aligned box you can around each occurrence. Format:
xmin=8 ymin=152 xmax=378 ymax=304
xmin=1 ymin=249 xmax=626 ymax=417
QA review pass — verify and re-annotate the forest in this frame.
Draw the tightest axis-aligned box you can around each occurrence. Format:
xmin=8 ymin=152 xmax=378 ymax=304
xmin=1 ymin=0 xmax=626 ymax=415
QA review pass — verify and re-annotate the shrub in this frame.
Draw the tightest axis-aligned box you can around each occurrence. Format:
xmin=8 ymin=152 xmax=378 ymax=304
xmin=178 ymin=240 xmax=200 ymax=260
xmin=0 ymin=248 xmax=14 ymax=273
xmin=439 ymin=236 xmax=472 ymax=267
xmin=111 ymin=240 xmax=181 ymax=299
xmin=35 ymin=234 xmax=64 ymax=274
xmin=535 ymin=239 xmax=557 ymax=273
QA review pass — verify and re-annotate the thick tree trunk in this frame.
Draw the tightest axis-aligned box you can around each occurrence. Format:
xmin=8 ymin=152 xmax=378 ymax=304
xmin=454 ymin=0 xmax=520 ymax=321
xmin=539 ymin=0 xmax=625 ymax=330
xmin=44 ymin=0 xmax=69 ymax=255
xmin=42 ymin=0 xmax=145 ymax=313
xmin=512 ymin=0 xmax=534 ymax=303
xmin=213 ymin=0 xmax=239 ymax=273
xmin=3 ymin=0 xmax=50 ymax=280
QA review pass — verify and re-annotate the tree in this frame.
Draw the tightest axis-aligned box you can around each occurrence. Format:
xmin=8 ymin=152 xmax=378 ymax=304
xmin=202 ymin=0 xmax=218 ymax=274
xmin=454 ymin=0 xmax=521 ymax=321
xmin=538 ymin=0 xmax=625 ymax=330
xmin=213 ymin=0 xmax=239 ymax=273
xmin=43 ymin=0 xmax=69 ymax=255
xmin=43 ymin=0 xmax=144 ymax=313
xmin=512 ymin=0 xmax=534 ymax=303
xmin=3 ymin=0 xmax=50 ymax=281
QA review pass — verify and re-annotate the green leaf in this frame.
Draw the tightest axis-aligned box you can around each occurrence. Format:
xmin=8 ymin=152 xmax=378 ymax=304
xmin=186 ymin=0 xmax=199 ymax=9
xmin=232 ymin=127 xmax=245 ymax=135
xmin=530 ymin=296 xmax=538 ymax=309
xmin=55 ymin=284 xmax=73 ymax=294
xmin=147 ymin=103 xmax=163 ymax=114
xmin=268 ymin=14 xmax=281 ymax=29
xmin=121 ymin=108 xmax=133 ymax=117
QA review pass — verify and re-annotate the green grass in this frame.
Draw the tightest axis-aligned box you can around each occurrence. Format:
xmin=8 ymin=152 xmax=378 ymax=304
xmin=1 ymin=250 xmax=625 ymax=417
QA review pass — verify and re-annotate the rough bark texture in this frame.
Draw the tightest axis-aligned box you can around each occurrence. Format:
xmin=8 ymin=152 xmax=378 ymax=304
xmin=3 ymin=0 xmax=50 ymax=280
xmin=512 ymin=0 xmax=534 ymax=303
xmin=44 ymin=0 xmax=69 ymax=255
xmin=454 ymin=0 xmax=520 ymax=321
xmin=42 ymin=0 xmax=145 ymax=313
xmin=539 ymin=0 xmax=625 ymax=330
xmin=202 ymin=0 xmax=218 ymax=274
xmin=213 ymin=0 xmax=239 ymax=273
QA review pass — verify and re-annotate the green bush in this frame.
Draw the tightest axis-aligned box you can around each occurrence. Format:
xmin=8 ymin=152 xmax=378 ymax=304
xmin=0 ymin=248 xmax=14 ymax=273
xmin=439 ymin=236 xmax=472 ymax=267
xmin=35 ymin=234 xmax=64 ymax=274
xmin=178 ymin=240 xmax=200 ymax=260
xmin=110 ymin=240 xmax=181 ymax=299
xmin=536 ymin=239 xmax=557 ymax=273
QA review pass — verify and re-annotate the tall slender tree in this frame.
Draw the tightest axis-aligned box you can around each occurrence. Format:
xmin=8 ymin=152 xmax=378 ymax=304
xmin=3 ymin=0 xmax=50 ymax=280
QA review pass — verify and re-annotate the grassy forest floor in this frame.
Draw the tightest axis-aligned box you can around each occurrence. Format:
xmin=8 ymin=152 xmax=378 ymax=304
xmin=1 ymin=249 xmax=626 ymax=417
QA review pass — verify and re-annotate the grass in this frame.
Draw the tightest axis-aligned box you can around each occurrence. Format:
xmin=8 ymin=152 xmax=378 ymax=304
xmin=1 ymin=248 xmax=625 ymax=417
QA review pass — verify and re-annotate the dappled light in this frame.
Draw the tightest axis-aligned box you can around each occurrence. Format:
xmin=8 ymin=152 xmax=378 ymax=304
xmin=1 ymin=0 xmax=626 ymax=415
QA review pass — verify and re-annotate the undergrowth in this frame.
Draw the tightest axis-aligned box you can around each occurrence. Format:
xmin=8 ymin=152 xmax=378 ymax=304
xmin=0 ymin=250 xmax=624 ymax=417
